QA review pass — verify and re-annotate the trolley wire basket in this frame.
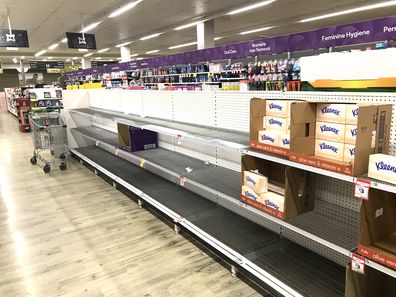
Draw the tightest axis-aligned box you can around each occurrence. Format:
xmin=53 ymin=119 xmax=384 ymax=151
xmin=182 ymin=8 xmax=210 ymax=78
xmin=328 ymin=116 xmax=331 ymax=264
xmin=29 ymin=112 xmax=69 ymax=173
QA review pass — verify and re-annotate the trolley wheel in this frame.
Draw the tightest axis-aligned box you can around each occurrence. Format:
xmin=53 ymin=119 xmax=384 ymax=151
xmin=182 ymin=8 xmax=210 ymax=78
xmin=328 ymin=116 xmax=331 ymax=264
xmin=59 ymin=153 xmax=66 ymax=160
xmin=60 ymin=162 xmax=67 ymax=171
xmin=43 ymin=164 xmax=51 ymax=174
xmin=30 ymin=156 xmax=37 ymax=165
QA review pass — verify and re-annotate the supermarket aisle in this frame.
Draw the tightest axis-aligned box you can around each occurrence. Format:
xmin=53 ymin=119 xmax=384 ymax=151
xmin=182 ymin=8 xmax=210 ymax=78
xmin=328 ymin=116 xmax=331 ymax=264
xmin=0 ymin=113 xmax=264 ymax=297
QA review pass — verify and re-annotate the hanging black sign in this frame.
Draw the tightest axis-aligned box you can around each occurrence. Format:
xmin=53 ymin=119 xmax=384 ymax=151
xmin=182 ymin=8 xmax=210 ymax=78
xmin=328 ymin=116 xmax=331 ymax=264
xmin=91 ymin=60 xmax=116 ymax=67
xmin=30 ymin=61 xmax=65 ymax=69
xmin=66 ymin=32 xmax=96 ymax=49
xmin=0 ymin=29 xmax=29 ymax=47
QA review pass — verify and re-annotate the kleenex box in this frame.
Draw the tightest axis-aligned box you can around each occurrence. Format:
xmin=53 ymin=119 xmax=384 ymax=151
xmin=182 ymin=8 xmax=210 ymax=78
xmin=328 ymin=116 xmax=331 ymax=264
xmin=346 ymin=104 xmax=359 ymax=125
xmin=264 ymin=116 xmax=289 ymax=131
xmin=344 ymin=144 xmax=356 ymax=163
xmin=368 ymin=154 xmax=396 ymax=184
xmin=243 ymin=170 xmax=268 ymax=194
xmin=260 ymin=191 xmax=285 ymax=213
xmin=265 ymin=100 xmax=293 ymax=117
xmin=315 ymin=121 xmax=346 ymax=142
xmin=345 ymin=125 xmax=358 ymax=144
xmin=258 ymin=130 xmax=279 ymax=146
xmin=316 ymin=104 xmax=347 ymax=124
xmin=315 ymin=139 xmax=345 ymax=161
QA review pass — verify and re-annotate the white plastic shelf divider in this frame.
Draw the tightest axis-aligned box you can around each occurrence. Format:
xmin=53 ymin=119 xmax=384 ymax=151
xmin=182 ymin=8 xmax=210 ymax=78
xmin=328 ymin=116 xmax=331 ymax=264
xmin=243 ymin=149 xmax=396 ymax=195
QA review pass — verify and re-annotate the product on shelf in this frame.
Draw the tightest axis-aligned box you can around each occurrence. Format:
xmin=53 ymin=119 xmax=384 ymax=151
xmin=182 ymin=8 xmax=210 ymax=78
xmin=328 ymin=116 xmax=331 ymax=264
xmin=368 ymin=154 xmax=396 ymax=184
xmin=358 ymin=188 xmax=396 ymax=270
xmin=117 ymin=123 xmax=157 ymax=152
xmin=250 ymin=98 xmax=314 ymax=157
xmin=240 ymin=155 xmax=314 ymax=220
xmin=290 ymin=102 xmax=392 ymax=176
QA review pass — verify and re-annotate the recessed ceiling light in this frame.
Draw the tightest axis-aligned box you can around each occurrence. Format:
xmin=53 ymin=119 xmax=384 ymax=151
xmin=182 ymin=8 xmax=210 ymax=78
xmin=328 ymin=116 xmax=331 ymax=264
xmin=48 ymin=43 xmax=59 ymax=50
xmin=116 ymin=41 xmax=132 ymax=47
xmin=140 ymin=33 xmax=162 ymax=40
xmin=78 ymin=48 xmax=88 ymax=52
xmin=109 ymin=0 xmax=143 ymax=18
xmin=145 ymin=49 xmax=159 ymax=54
xmin=227 ymin=0 xmax=276 ymax=15
xmin=97 ymin=48 xmax=110 ymax=53
xmin=84 ymin=52 xmax=93 ymax=57
xmin=168 ymin=41 xmax=197 ymax=49
xmin=80 ymin=22 xmax=101 ymax=33
xmin=174 ymin=21 xmax=203 ymax=31
xmin=299 ymin=1 xmax=396 ymax=22
xmin=6 ymin=47 xmax=18 ymax=51
xmin=35 ymin=49 xmax=47 ymax=57
xmin=61 ymin=38 xmax=68 ymax=43
xmin=136 ymin=57 xmax=143 ymax=60
xmin=239 ymin=26 xmax=273 ymax=35
xmin=130 ymin=53 xmax=138 ymax=57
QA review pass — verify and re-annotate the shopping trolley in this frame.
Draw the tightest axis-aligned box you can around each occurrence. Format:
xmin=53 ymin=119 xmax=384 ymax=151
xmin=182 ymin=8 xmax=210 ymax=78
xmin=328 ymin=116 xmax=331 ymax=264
xmin=29 ymin=112 xmax=69 ymax=173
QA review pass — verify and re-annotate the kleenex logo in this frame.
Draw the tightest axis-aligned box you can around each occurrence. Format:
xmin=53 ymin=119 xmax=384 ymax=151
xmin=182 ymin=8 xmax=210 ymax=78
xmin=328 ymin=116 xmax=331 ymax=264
xmin=269 ymin=103 xmax=283 ymax=111
xmin=321 ymin=107 xmax=340 ymax=116
xmin=352 ymin=108 xmax=359 ymax=117
xmin=265 ymin=200 xmax=280 ymax=211
xmin=348 ymin=148 xmax=356 ymax=156
xmin=319 ymin=143 xmax=338 ymax=153
xmin=269 ymin=118 xmax=283 ymax=127
xmin=351 ymin=128 xmax=357 ymax=137
xmin=244 ymin=190 xmax=257 ymax=200
xmin=282 ymin=139 xmax=290 ymax=145
xmin=320 ymin=124 xmax=339 ymax=135
xmin=375 ymin=162 xmax=396 ymax=173
xmin=262 ymin=135 xmax=275 ymax=143
xmin=245 ymin=176 xmax=256 ymax=186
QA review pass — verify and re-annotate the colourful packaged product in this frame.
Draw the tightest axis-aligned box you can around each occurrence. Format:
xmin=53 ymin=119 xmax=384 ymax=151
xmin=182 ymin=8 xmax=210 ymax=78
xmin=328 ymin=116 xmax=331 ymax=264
xmin=368 ymin=154 xmax=396 ymax=184
xmin=278 ymin=133 xmax=290 ymax=149
xmin=265 ymin=100 xmax=293 ymax=117
xmin=260 ymin=191 xmax=285 ymax=212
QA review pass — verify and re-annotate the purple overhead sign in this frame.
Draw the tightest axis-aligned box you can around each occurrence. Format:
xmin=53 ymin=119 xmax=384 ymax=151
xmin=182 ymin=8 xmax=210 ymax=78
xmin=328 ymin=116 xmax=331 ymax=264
xmin=64 ymin=16 xmax=396 ymax=78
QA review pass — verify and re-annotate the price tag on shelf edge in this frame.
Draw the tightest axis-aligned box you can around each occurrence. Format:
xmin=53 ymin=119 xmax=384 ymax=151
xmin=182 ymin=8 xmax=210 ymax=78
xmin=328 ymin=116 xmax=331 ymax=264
xmin=354 ymin=178 xmax=370 ymax=200
xmin=177 ymin=135 xmax=183 ymax=146
xmin=351 ymin=253 xmax=365 ymax=274
xmin=179 ymin=176 xmax=185 ymax=186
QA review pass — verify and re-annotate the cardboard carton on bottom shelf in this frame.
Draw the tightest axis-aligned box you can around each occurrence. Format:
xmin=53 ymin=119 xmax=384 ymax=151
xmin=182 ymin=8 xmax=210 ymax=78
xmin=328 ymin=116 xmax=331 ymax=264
xmin=358 ymin=188 xmax=396 ymax=270
xmin=117 ymin=123 xmax=157 ymax=152
xmin=290 ymin=103 xmax=392 ymax=176
xmin=240 ymin=155 xmax=314 ymax=220
xmin=345 ymin=265 xmax=395 ymax=297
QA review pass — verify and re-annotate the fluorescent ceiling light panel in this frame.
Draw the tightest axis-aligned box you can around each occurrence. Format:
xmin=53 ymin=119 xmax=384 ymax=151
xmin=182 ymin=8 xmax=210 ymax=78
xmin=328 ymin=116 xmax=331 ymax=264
xmin=66 ymin=58 xmax=71 ymax=62
xmin=84 ymin=52 xmax=93 ymax=57
xmin=239 ymin=26 xmax=273 ymax=35
xmin=6 ymin=47 xmax=18 ymax=51
xmin=174 ymin=21 xmax=203 ymax=30
xmin=43 ymin=59 xmax=47 ymax=61
xmin=81 ymin=22 xmax=101 ymax=33
xmin=72 ymin=57 xmax=78 ymax=60
xmin=48 ymin=57 xmax=53 ymax=59
xmin=300 ymin=1 xmax=396 ymax=22
xmin=61 ymin=38 xmax=68 ymax=43
xmin=214 ymin=36 xmax=223 ymax=40
xmin=227 ymin=0 xmax=276 ymax=15
xmin=48 ymin=43 xmax=59 ymax=50
xmin=130 ymin=53 xmax=138 ymax=57
xmin=145 ymin=49 xmax=159 ymax=54
xmin=97 ymin=48 xmax=110 ymax=53
xmin=96 ymin=57 xmax=102 ymax=60
xmin=21 ymin=56 xmax=25 ymax=59
xmin=35 ymin=49 xmax=47 ymax=57
xmin=78 ymin=48 xmax=88 ymax=52
xmin=168 ymin=41 xmax=197 ymax=49
xmin=109 ymin=0 xmax=143 ymax=18
xmin=116 ymin=41 xmax=132 ymax=47
xmin=140 ymin=33 xmax=162 ymax=40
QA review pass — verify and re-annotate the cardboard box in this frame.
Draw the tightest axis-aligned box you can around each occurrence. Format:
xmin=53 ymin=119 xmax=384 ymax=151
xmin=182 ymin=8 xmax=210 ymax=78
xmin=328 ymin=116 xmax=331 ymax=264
xmin=344 ymin=144 xmax=356 ymax=163
xmin=315 ymin=139 xmax=345 ymax=162
xmin=250 ymin=98 xmax=313 ymax=157
xmin=316 ymin=103 xmax=347 ymax=123
xmin=345 ymin=125 xmax=358 ymax=144
xmin=243 ymin=170 xmax=268 ymax=194
xmin=315 ymin=121 xmax=346 ymax=142
xmin=358 ymin=188 xmax=396 ymax=271
xmin=278 ymin=133 xmax=290 ymax=149
xmin=240 ymin=155 xmax=314 ymax=220
xmin=290 ymin=103 xmax=392 ymax=176
xmin=368 ymin=154 xmax=396 ymax=184
xmin=117 ymin=123 xmax=157 ymax=152
xmin=345 ymin=265 xmax=395 ymax=297
xmin=346 ymin=104 xmax=359 ymax=125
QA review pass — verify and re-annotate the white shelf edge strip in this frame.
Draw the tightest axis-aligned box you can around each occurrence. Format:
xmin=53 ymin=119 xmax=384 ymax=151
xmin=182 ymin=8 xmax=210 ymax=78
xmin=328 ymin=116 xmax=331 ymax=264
xmin=70 ymin=148 xmax=303 ymax=297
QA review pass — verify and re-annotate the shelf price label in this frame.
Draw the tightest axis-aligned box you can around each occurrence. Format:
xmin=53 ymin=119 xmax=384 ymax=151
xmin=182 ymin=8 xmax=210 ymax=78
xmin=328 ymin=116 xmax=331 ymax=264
xmin=351 ymin=253 xmax=365 ymax=274
xmin=354 ymin=178 xmax=370 ymax=200
xmin=177 ymin=135 xmax=183 ymax=145
xmin=140 ymin=159 xmax=146 ymax=168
